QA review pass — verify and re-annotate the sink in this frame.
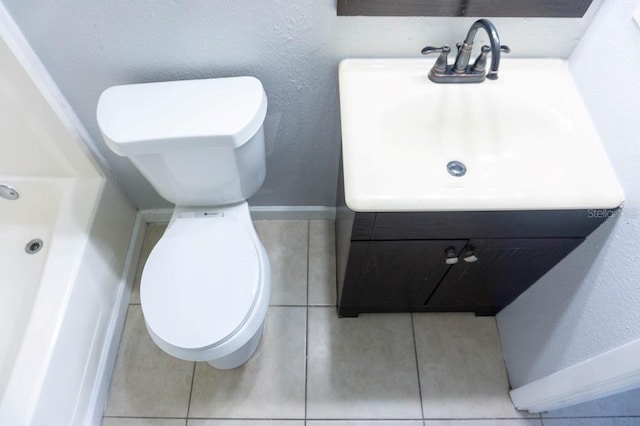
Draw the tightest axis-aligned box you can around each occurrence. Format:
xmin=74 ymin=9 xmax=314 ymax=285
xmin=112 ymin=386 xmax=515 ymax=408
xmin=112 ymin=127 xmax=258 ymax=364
xmin=338 ymin=58 xmax=624 ymax=212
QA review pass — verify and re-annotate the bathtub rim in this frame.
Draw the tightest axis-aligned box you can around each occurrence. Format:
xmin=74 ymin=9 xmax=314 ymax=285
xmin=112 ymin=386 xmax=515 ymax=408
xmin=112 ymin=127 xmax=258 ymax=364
xmin=0 ymin=176 xmax=104 ymax=422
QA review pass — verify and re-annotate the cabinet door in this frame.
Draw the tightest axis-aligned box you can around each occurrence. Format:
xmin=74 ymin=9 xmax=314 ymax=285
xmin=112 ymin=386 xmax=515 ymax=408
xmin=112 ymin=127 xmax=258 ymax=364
xmin=340 ymin=240 xmax=467 ymax=315
xmin=426 ymin=238 xmax=584 ymax=315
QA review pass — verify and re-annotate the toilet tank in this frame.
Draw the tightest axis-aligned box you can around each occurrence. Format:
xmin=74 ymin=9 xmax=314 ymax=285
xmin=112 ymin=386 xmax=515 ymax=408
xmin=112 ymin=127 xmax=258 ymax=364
xmin=96 ymin=77 xmax=268 ymax=206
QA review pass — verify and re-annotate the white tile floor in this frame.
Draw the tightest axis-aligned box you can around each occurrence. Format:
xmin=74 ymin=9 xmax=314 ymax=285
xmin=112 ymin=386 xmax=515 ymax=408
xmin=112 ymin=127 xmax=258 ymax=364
xmin=102 ymin=221 xmax=640 ymax=426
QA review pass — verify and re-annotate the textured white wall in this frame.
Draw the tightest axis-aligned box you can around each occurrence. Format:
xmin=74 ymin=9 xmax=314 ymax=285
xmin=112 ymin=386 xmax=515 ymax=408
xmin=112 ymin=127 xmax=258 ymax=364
xmin=497 ymin=0 xmax=640 ymax=387
xmin=0 ymin=0 xmax=603 ymax=208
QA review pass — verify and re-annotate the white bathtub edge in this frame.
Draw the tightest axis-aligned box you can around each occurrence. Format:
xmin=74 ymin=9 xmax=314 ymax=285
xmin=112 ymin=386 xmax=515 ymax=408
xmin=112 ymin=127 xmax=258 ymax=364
xmin=0 ymin=178 xmax=104 ymax=426
xmin=20 ymin=180 xmax=137 ymax=426
xmin=83 ymin=211 xmax=146 ymax=426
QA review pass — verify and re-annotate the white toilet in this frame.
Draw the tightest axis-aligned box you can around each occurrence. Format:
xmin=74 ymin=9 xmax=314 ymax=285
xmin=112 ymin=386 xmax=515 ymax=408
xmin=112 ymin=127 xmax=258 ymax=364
xmin=96 ymin=76 xmax=271 ymax=369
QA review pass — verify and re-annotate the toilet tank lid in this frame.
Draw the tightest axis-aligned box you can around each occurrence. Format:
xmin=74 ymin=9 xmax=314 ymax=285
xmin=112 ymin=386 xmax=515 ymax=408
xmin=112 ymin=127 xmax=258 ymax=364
xmin=96 ymin=76 xmax=267 ymax=156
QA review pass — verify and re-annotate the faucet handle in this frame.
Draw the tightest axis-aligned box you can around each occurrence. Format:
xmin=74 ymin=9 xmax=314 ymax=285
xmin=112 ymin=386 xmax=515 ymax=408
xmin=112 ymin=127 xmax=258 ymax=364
xmin=501 ymin=45 xmax=511 ymax=54
xmin=421 ymin=45 xmax=449 ymax=55
xmin=421 ymin=45 xmax=451 ymax=75
xmin=472 ymin=45 xmax=491 ymax=74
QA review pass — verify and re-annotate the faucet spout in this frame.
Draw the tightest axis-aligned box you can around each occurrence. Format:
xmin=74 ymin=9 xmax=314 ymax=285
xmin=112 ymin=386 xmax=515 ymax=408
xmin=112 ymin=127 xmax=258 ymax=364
xmin=462 ymin=19 xmax=501 ymax=79
xmin=452 ymin=19 xmax=503 ymax=79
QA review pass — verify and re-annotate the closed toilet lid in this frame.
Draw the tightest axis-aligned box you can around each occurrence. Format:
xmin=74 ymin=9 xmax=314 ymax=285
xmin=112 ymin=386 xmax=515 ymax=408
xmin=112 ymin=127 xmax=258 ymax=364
xmin=141 ymin=217 xmax=260 ymax=350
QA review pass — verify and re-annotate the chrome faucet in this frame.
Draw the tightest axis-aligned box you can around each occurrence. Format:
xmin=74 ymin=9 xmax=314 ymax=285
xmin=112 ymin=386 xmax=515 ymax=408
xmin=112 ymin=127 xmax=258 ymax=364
xmin=421 ymin=19 xmax=510 ymax=84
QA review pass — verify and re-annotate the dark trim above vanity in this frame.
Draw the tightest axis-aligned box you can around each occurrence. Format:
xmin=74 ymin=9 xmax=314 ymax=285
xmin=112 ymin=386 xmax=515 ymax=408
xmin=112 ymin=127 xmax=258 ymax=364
xmin=337 ymin=0 xmax=594 ymax=18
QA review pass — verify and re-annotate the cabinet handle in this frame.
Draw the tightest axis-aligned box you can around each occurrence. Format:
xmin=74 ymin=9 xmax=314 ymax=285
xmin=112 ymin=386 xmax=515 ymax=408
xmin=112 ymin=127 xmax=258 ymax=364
xmin=445 ymin=247 xmax=459 ymax=265
xmin=463 ymin=245 xmax=478 ymax=263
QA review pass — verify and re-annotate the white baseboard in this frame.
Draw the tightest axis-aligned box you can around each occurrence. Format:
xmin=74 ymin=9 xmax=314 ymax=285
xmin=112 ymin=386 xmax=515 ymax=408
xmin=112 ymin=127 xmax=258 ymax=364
xmin=249 ymin=205 xmax=336 ymax=220
xmin=139 ymin=208 xmax=173 ymax=223
xmin=510 ymin=338 xmax=640 ymax=413
xmin=85 ymin=213 xmax=146 ymax=425
xmin=140 ymin=205 xmax=336 ymax=223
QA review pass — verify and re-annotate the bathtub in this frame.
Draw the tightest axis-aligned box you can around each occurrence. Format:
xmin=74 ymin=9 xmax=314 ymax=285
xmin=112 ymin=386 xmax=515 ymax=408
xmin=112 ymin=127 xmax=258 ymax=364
xmin=1 ymin=178 xmax=58 ymax=399
xmin=0 ymin=3 xmax=138 ymax=423
xmin=0 ymin=176 xmax=136 ymax=425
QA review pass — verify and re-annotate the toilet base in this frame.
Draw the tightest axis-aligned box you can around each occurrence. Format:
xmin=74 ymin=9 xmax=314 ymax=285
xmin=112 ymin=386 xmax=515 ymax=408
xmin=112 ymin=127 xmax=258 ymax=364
xmin=143 ymin=202 xmax=271 ymax=369
xmin=207 ymin=322 xmax=265 ymax=370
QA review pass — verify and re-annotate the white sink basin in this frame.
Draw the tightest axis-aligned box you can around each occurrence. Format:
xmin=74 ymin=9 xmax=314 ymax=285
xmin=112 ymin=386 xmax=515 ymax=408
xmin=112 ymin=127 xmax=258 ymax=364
xmin=339 ymin=58 xmax=624 ymax=212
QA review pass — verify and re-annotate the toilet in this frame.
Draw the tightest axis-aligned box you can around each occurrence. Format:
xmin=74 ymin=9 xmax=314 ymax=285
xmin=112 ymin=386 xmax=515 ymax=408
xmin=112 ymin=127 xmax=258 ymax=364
xmin=96 ymin=76 xmax=271 ymax=369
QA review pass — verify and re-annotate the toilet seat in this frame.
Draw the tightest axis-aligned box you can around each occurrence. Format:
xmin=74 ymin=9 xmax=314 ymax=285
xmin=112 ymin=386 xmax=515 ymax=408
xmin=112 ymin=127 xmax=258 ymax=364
xmin=141 ymin=217 xmax=261 ymax=351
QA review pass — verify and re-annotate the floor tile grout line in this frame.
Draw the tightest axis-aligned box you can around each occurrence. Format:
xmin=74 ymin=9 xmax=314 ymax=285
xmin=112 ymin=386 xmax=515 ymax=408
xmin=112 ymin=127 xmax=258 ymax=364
xmin=410 ymin=312 xmax=426 ymax=422
xmin=270 ymin=304 xmax=336 ymax=307
xmin=133 ymin=302 xmax=449 ymax=307
xmin=104 ymin=415 xmax=560 ymax=420
xmin=310 ymin=417 xmax=535 ymax=421
xmin=103 ymin=415 xmax=189 ymax=419
xmin=304 ymin=219 xmax=310 ymax=425
xmin=542 ymin=415 xmax=640 ymax=419
xmin=306 ymin=220 xmax=310 ymax=308
xmin=185 ymin=361 xmax=197 ymax=420
xmin=304 ymin=305 xmax=310 ymax=426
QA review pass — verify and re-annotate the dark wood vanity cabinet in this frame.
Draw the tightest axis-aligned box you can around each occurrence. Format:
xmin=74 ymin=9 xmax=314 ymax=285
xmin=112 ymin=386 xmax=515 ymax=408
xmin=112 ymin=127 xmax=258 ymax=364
xmin=424 ymin=238 xmax=583 ymax=315
xmin=341 ymin=240 xmax=468 ymax=314
xmin=336 ymin=175 xmax=615 ymax=317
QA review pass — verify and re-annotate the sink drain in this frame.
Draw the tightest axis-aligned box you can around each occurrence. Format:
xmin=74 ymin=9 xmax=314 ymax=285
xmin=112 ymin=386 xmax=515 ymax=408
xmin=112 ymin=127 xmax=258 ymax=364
xmin=0 ymin=184 xmax=19 ymax=200
xmin=25 ymin=239 xmax=43 ymax=254
xmin=447 ymin=161 xmax=467 ymax=177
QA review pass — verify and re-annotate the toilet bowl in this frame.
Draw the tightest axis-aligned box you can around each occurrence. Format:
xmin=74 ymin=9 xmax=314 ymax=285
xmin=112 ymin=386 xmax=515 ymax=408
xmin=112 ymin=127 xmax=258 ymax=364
xmin=141 ymin=203 xmax=270 ymax=369
xmin=96 ymin=76 xmax=271 ymax=368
